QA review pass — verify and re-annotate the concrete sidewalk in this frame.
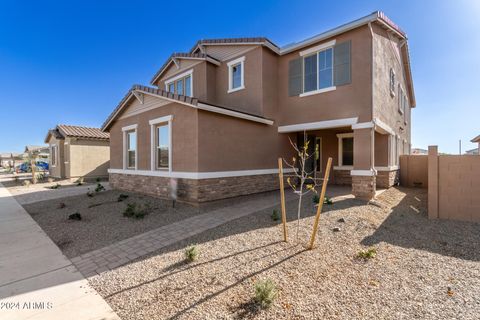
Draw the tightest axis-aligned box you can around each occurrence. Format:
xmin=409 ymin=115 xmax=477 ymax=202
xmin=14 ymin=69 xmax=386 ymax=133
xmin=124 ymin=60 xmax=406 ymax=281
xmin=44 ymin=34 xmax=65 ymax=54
xmin=0 ymin=183 xmax=119 ymax=320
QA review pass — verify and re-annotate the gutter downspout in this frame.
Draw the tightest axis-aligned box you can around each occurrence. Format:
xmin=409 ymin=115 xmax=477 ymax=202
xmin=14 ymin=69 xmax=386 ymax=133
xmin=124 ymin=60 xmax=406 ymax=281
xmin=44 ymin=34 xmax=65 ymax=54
xmin=368 ymin=22 xmax=376 ymax=174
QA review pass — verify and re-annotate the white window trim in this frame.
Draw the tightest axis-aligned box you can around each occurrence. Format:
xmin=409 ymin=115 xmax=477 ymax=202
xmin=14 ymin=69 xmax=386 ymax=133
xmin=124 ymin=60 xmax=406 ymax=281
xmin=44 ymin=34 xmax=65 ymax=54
xmin=122 ymin=124 xmax=138 ymax=170
xmin=149 ymin=115 xmax=173 ymax=172
xmin=337 ymin=133 xmax=354 ymax=167
xmin=299 ymin=86 xmax=336 ymax=97
xmin=50 ymin=144 xmax=58 ymax=167
xmin=299 ymin=40 xmax=336 ymax=57
xmin=227 ymin=56 xmax=245 ymax=93
xmin=300 ymin=44 xmax=335 ymax=97
xmin=164 ymin=69 xmax=193 ymax=97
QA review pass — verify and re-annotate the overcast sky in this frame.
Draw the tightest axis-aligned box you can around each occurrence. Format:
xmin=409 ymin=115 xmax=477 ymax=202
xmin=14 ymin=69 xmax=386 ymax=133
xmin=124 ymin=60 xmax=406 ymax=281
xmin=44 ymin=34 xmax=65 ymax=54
xmin=0 ymin=0 xmax=479 ymax=153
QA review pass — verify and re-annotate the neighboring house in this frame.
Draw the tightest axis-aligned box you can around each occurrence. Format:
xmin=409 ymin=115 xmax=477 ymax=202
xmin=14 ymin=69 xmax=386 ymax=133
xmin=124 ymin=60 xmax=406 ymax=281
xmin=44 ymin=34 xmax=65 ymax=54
xmin=471 ymin=135 xmax=480 ymax=152
xmin=0 ymin=152 xmax=23 ymax=168
xmin=101 ymin=11 xmax=415 ymax=202
xmin=465 ymin=148 xmax=479 ymax=155
xmin=45 ymin=125 xmax=110 ymax=179
xmin=412 ymin=148 xmax=428 ymax=155
xmin=24 ymin=145 xmax=50 ymax=162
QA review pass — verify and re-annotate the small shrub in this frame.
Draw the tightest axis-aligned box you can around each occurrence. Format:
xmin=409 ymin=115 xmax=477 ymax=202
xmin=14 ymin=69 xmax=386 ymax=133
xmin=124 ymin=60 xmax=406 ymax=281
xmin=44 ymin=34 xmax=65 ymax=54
xmin=68 ymin=212 xmax=82 ymax=221
xmin=123 ymin=202 xmax=149 ymax=219
xmin=95 ymin=177 xmax=101 ymax=183
xmin=117 ymin=194 xmax=129 ymax=202
xmin=254 ymin=279 xmax=278 ymax=308
xmin=86 ymin=190 xmax=94 ymax=197
xmin=76 ymin=177 xmax=84 ymax=186
xmin=23 ymin=180 xmax=31 ymax=187
xmin=357 ymin=248 xmax=377 ymax=260
xmin=95 ymin=183 xmax=105 ymax=192
xmin=58 ymin=202 xmax=66 ymax=209
xmin=270 ymin=209 xmax=280 ymax=221
xmin=49 ymin=183 xmax=61 ymax=189
xmin=313 ymin=194 xmax=333 ymax=205
xmin=14 ymin=176 xmax=19 ymax=183
xmin=185 ymin=245 xmax=199 ymax=262
xmin=47 ymin=177 xmax=54 ymax=183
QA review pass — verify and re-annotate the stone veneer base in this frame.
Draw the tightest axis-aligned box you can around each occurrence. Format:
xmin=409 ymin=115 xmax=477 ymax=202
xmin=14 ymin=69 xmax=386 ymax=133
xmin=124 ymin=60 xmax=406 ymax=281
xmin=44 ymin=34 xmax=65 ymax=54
xmin=109 ymin=172 xmax=280 ymax=203
xmin=352 ymin=175 xmax=376 ymax=200
xmin=376 ymin=170 xmax=399 ymax=188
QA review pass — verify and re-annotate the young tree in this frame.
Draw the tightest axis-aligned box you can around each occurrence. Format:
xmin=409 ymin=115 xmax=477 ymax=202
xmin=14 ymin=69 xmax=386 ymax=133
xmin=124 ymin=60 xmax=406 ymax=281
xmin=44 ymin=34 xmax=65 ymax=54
xmin=282 ymin=131 xmax=323 ymax=241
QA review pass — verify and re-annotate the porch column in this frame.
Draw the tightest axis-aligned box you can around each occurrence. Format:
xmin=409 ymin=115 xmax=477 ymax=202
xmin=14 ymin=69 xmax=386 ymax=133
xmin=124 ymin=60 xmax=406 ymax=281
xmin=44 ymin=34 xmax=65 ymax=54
xmin=351 ymin=127 xmax=376 ymax=199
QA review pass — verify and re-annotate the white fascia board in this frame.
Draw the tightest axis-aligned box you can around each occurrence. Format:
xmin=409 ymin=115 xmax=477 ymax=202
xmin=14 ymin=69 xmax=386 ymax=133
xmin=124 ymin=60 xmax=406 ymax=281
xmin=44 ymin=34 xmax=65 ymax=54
xmin=108 ymin=168 xmax=294 ymax=180
xmin=197 ymin=103 xmax=273 ymax=125
xmin=278 ymin=117 xmax=358 ymax=133
xmin=280 ymin=12 xmax=378 ymax=55
xmin=199 ymin=42 xmax=280 ymax=55
xmin=352 ymin=122 xmax=374 ymax=130
xmin=373 ymin=118 xmax=395 ymax=135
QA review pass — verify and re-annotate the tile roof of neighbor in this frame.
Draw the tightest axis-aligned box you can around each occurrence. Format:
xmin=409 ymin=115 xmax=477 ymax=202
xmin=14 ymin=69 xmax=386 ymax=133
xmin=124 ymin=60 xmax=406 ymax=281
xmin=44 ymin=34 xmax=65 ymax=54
xmin=57 ymin=125 xmax=110 ymax=140
xmin=471 ymin=135 xmax=480 ymax=143
xmin=45 ymin=125 xmax=109 ymax=142
xmin=25 ymin=145 xmax=48 ymax=152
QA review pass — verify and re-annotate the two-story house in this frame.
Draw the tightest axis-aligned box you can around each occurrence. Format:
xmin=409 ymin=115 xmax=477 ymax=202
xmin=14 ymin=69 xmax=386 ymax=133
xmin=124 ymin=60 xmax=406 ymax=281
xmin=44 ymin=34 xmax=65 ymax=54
xmin=101 ymin=11 xmax=415 ymax=202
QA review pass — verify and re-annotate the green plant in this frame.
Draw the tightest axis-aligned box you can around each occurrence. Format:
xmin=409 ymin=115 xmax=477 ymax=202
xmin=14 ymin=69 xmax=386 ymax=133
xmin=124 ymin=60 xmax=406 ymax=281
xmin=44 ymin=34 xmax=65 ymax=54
xmin=254 ymin=279 xmax=278 ymax=308
xmin=185 ymin=245 xmax=199 ymax=262
xmin=49 ymin=183 xmax=61 ymax=189
xmin=324 ymin=196 xmax=333 ymax=205
xmin=123 ymin=202 xmax=149 ymax=219
xmin=312 ymin=194 xmax=320 ymax=204
xmin=95 ymin=183 xmax=105 ymax=192
xmin=14 ymin=176 xmax=19 ymax=183
xmin=357 ymin=247 xmax=377 ymax=260
xmin=117 ymin=194 xmax=129 ymax=202
xmin=96 ymin=177 xmax=101 ymax=183
xmin=68 ymin=212 xmax=82 ymax=221
xmin=76 ymin=177 xmax=84 ymax=186
xmin=271 ymin=209 xmax=280 ymax=221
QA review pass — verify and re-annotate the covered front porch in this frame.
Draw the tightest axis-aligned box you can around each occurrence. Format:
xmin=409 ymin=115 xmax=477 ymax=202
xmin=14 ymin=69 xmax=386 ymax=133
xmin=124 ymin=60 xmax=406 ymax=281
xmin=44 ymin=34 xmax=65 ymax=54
xmin=279 ymin=117 xmax=400 ymax=199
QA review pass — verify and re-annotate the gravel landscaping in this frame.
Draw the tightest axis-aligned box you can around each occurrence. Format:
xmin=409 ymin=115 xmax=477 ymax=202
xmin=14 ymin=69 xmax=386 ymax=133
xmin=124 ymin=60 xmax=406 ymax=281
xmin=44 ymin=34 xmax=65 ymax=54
xmin=87 ymin=187 xmax=480 ymax=320
xmin=22 ymin=188 xmax=290 ymax=258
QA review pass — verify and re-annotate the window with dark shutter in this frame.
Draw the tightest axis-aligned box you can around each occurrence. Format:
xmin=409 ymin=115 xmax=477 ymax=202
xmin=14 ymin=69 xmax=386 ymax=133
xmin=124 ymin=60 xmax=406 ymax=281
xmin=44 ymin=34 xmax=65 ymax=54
xmin=333 ymin=41 xmax=351 ymax=86
xmin=288 ymin=57 xmax=303 ymax=96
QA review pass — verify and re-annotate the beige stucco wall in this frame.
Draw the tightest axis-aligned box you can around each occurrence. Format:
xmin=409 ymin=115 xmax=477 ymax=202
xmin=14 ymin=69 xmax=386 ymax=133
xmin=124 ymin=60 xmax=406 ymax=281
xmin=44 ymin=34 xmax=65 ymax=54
xmin=68 ymin=139 xmax=110 ymax=178
xmin=277 ymin=25 xmax=373 ymax=126
xmin=372 ymin=24 xmax=411 ymax=159
xmin=109 ymin=97 xmax=199 ymax=172
xmin=47 ymin=135 xmax=65 ymax=178
xmin=399 ymin=155 xmax=428 ymax=188
xmin=428 ymin=148 xmax=480 ymax=222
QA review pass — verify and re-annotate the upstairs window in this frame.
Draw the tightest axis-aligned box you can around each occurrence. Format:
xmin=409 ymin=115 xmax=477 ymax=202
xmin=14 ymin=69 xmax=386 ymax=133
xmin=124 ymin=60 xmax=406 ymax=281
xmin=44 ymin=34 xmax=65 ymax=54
xmin=165 ymin=70 xmax=192 ymax=97
xmin=302 ymin=47 xmax=334 ymax=94
xmin=227 ymin=56 xmax=245 ymax=93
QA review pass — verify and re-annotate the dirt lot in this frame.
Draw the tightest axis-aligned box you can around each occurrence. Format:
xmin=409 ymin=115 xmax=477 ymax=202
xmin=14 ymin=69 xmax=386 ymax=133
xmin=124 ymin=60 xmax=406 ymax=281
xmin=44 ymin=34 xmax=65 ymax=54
xmin=87 ymin=187 xmax=480 ymax=320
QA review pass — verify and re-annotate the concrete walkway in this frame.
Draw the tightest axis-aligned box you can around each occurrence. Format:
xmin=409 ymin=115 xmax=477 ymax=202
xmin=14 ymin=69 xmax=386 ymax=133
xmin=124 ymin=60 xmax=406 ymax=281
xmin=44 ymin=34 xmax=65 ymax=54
xmin=72 ymin=191 xmax=296 ymax=277
xmin=0 ymin=183 xmax=119 ymax=320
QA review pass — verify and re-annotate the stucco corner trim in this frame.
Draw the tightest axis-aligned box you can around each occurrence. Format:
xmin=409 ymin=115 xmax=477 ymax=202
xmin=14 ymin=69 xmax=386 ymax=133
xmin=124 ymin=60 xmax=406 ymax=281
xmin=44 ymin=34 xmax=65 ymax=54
xmin=352 ymin=122 xmax=374 ymax=130
xmin=108 ymin=168 xmax=294 ymax=180
xmin=278 ymin=117 xmax=358 ymax=133
xmin=350 ymin=169 xmax=377 ymax=176
xmin=373 ymin=118 xmax=394 ymax=135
